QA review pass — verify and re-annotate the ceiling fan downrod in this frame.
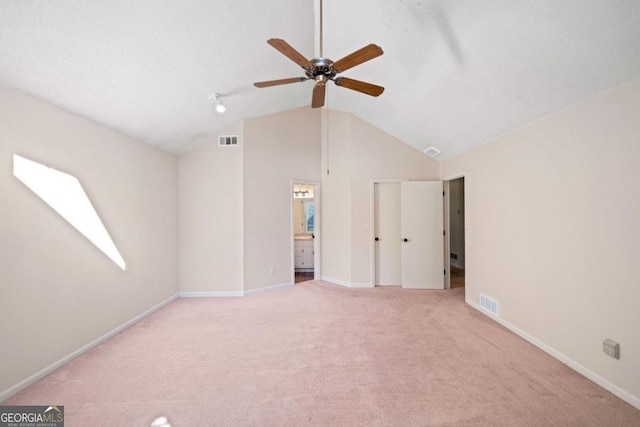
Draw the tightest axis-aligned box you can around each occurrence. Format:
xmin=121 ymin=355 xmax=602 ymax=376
xmin=319 ymin=0 xmax=324 ymax=58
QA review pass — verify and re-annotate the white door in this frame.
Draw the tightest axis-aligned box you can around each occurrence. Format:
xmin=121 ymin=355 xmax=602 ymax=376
xmin=401 ymin=181 xmax=444 ymax=289
xmin=293 ymin=199 xmax=304 ymax=234
xmin=374 ymin=183 xmax=402 ymax=286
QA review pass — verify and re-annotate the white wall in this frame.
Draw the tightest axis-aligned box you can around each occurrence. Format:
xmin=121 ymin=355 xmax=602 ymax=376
xmin=243 ymin=108 xmax=321 ymax=291
xmin=178 ymin=123 xmax=244 ymax=293
xmin=0 ymin=85 xmax=178 ymax=395
xmin=440 ymin=78 xmax=640 ymax=405
xmin=322 ymin=111 xmax=440 ymax=286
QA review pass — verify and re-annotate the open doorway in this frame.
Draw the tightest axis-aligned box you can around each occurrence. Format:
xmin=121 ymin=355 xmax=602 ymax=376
xmin=445 ymin=177 xmax=465 ymax=289
xmin=292 ymin=183 xmax=316 ymax=283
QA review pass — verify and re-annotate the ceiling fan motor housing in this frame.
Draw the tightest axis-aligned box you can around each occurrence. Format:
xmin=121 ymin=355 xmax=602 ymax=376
xmin=307 ymin=58 xmax=336 ymax=81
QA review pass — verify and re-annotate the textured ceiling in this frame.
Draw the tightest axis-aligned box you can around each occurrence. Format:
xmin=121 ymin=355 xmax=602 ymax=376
xmin=1 ymin=0 xmax=640 ymax=159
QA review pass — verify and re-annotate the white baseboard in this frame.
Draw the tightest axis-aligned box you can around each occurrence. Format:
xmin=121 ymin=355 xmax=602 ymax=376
xmin=466 ymin=299 xmax=640 ymax=411
xmin=349 ymin=282 xmax=374 ymax=288
xmin=321 ymin=276 xmax=349 ymax=287
xmin=0 ymin=293 xmax=178 ymax=403
xmin=322 ymin=276 xmax=373 ymax=288
xmin=179 ymin=291 xmax=244 ymax=297
xmin=179 ymin=282 xmax=292 ymax=298
xmin=244 ymin=282 xmax=293 ymax=296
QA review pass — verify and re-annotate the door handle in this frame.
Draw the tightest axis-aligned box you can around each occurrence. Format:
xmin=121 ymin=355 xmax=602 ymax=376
xmin=375 ymin=237 xmax=379 ymax=241
xmin=403 ymin=238 xmax=408 ymax=242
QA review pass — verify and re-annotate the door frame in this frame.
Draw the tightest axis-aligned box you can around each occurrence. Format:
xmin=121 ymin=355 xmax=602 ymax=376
xmin=290 ymin=180 xmax=321 ymax=283
xmin=442 ymin=172 xmax=466 ymax=290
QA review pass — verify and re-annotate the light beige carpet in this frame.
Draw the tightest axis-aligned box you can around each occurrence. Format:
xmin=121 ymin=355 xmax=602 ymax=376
xmin=4 ymin=281 xmax=640 ymax=426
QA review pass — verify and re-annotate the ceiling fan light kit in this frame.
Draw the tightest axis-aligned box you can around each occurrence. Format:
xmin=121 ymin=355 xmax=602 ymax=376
xmin=253 ymin=0 xmax=384 ymax=108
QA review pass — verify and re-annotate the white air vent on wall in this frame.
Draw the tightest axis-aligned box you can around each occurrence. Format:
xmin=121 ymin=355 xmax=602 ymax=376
xmin=218 ymin=135 xmax=238 ymax=146
xmin=423 ymin=146 xmax=442 ymax=158
xmin=480 ymin=293 xmax=499 ymax=316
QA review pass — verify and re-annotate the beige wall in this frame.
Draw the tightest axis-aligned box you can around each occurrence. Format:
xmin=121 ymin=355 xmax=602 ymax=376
xmin=0 ymin=85 xmax=178 ymax=395
xmin=440 ymin=78 xmax=640 ymax=403
xmin=320 ymin=110 xmax=353 ymax=283
xmin=243 ymin=108 xmax=321 ymax=291
xmin=180 ymin=108 xmax=436 ymax=291
xmin=178 ymin=108 xmax=321 ymax=294
xmin=178 ymin=122 xmax=244 ymax=293
xmin=322 ymin=111 xmax=440 ymax=285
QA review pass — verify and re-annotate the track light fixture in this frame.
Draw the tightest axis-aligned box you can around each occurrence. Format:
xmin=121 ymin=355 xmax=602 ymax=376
xmin=210 ymin=93 xmax=226 ymax=114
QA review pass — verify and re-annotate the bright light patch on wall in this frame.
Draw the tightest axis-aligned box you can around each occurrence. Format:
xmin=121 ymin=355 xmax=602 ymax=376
xmin=13 ymin=155 xmax=126 ymax=270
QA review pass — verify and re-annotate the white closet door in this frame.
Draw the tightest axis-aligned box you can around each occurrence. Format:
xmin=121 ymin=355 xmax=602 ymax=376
xmin=401 ymin=181 xmax=444 ymax=289
xmin=374 ymin=182 xmax=402 ymax=286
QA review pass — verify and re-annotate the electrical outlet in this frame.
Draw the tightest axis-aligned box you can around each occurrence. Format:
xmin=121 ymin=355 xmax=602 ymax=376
xmin=603 ymin=339 xmax=620 ymax=359
xmin=269 ymin=267 xmax=276 ymax=275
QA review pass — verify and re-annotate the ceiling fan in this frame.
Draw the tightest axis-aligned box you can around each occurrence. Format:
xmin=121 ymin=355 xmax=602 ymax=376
xmin=253 ymin=0 xmax=384 ymax=108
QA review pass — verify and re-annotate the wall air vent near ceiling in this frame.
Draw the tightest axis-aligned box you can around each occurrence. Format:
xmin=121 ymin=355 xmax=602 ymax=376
xmin=218 ymin=135 xmax=239 ymax=146
xmin=423 ymin=146 xmax=442 ymax=158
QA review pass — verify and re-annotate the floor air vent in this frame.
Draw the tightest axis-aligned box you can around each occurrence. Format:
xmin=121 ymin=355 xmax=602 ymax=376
xmin=480 ymin=293 xmax=499 ymax=316
xmin=218 ymin=135 xmax=238 ymax=146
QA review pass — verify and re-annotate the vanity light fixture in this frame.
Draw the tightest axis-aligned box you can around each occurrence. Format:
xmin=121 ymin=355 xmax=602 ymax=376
xmin=293 ymin=184 xmax=314 ymax=199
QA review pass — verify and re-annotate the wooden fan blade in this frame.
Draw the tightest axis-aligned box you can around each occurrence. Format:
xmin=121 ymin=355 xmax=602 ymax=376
xmin=334 ymin=77 xmax=384 ymax=97
xmin=332 ymin=44 xmax=383 ymax=73
xmin=254 ymin=77 xmax=307 ymax=88
xmin=311 ymin=83 xmax=326 ymax=108
xmin=267 ymin=38 xmax=313 ymax=69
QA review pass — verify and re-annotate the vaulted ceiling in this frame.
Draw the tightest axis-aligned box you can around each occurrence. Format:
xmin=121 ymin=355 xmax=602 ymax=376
xmin=1 ymin=1 xmax=639 ymax=159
